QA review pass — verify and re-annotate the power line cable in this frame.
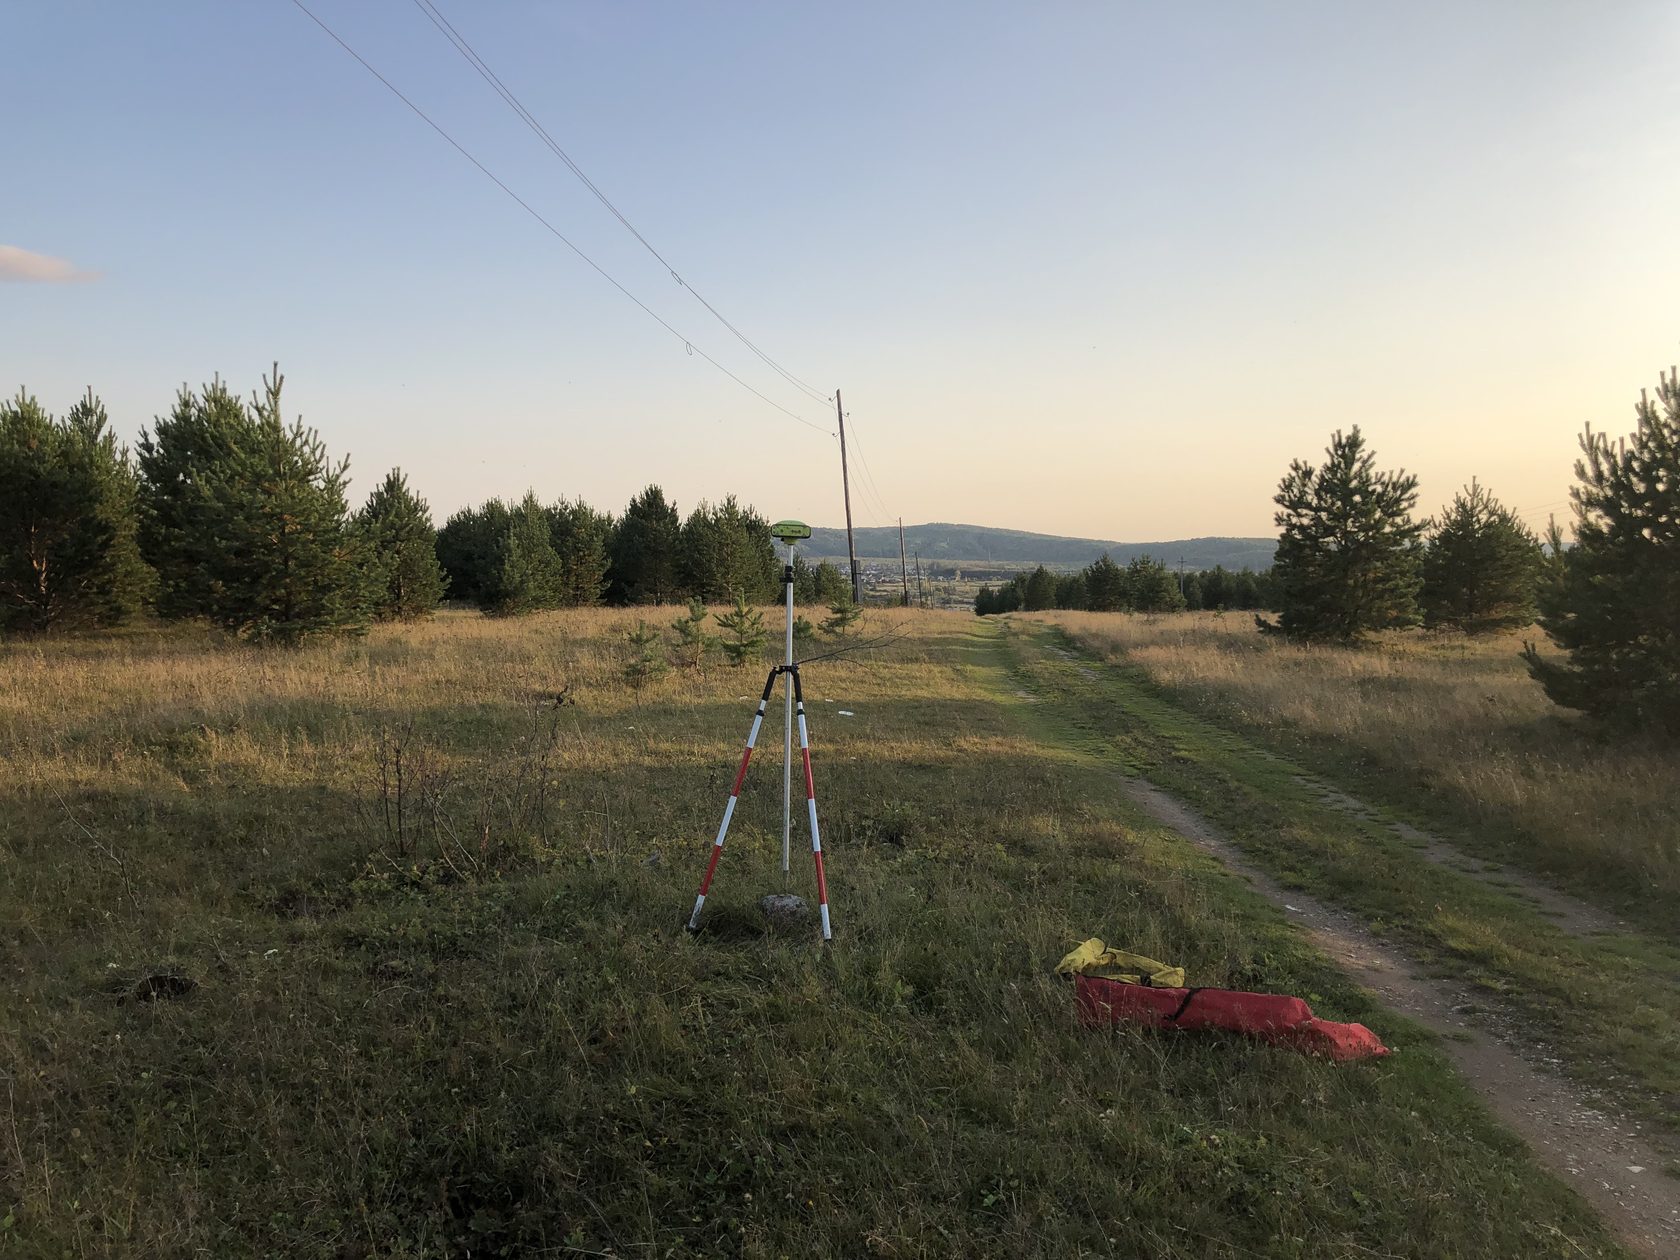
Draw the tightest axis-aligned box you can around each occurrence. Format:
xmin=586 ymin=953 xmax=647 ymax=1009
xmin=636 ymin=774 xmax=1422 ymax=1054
xmin=839 ymin=412 xmax=893 ymax=525
xmin=406 ymin=1 xmax=905 ymax=537
xmin=796 ymin=621 xmax=914 ymax=666
xmin=410 ymin=0 xmax=832 ymax=407
xmin=852 ymin=448 xmax=892 ymax=526
xmin=288 ymin=0 xmax=832 ymax=436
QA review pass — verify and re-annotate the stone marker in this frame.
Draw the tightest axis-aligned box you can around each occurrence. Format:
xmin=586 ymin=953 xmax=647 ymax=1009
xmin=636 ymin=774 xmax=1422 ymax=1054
xmin=758 ymin=893 xmax=810 ymax=932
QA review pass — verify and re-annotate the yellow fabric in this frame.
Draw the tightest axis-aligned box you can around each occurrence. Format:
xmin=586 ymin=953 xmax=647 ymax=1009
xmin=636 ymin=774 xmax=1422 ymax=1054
xmin=1054 ymin=938 xmax=1186 ymax=988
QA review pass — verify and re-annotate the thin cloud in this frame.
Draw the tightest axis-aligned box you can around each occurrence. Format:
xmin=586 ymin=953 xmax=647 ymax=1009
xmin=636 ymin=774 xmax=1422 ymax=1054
xmin=0 ymin=244 xmax=98 ymax=283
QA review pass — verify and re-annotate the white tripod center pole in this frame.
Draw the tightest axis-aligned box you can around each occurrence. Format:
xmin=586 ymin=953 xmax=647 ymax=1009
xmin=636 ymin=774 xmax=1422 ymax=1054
xmin=781 ymin=540 xmax=795 ymax=878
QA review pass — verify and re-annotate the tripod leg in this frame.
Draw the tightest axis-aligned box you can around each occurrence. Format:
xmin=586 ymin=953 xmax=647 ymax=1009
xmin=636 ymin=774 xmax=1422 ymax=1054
xmin=687 ymin=669 xmax=779 ymax=932
xmin=791 ymin=669 xmax=832 ymax=941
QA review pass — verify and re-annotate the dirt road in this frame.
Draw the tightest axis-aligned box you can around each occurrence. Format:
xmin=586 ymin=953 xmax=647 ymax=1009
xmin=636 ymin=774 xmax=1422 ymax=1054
xmin=1116 ymin=773 xmax=1680 ymax=1259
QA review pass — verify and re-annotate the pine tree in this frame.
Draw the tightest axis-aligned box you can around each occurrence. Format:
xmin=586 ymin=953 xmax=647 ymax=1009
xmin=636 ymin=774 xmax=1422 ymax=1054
xmin=1200 ymin=565 xmax=1232 ymax=610
xmin=357 ymin=469 xmax=444 ymax=622
xmin=609 ymin=485 xmax=682 ymax=604
xmin=492 ymin=492 xmax=564 ymax=615
xmin=138 ymin=366 xmax=369 ymax=644
xmin=1420 ymin=480 xmax=1540 ymax=633
xmin=0 ymin=389 xmax=151 ymax=632
xmin=791 ymin=553 xmax=818 ymax=604
xmin=1055 ymin=572 xmax=1089 ymax=610
xmin=136 ymin=376 xmax=251 ymax=620
xmin=1181 ymin=570 xmax=1206 ymax=611
xmin=670 ymin=597 xmax=717 ymax=669
xmin=223 ymin=366 xmax=370 ymax=643
xmin=622 ymin=619 xmax=668 ymax=690
xmin=64 ymin=390 xmax=151 ymax=624
xmin=680 ymin=496 xmax=778 ymax=602
xmin=820 ymin=597 xmax=862 ymax=637
xmin=996 ymin=574 xmax=1028 ymax=612
xmin=435 ymin=499 xmax=513 ymax=607
xmin=548 ymin=498 xmax=612 ymax=607
xmin=1534 ymin=516 xmax=1568 ymax=614
xmin=1084 ymin=554 xmax=1126 ymax=611
xmin=716 ymin=595 xmax=768 ymax=666
xmin=813 ymin=560 xmax=851 ymax=606
xmin=1523 ymin=365 xmax=1680 ymax=734
xmin=1234 ymin=568 xmax=1268 ymax=610
xmin=1022 ymin=565 xmax=1057 ymax=611
xmin=1203 ymin=564 xmax=1273 ymax=611
xmin=1124 ymin=554 xmax=1186 ymax=613
xmin=1264 ymin=427 xmax=1424 ymax=640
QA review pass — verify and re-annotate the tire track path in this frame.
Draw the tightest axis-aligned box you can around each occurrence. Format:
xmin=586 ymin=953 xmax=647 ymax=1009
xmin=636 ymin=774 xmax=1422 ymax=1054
xmin=1118 ymin=769 xmax=1679 ymax=1258
xmin=1025 ymin=635 xmax=1678 ymax=1256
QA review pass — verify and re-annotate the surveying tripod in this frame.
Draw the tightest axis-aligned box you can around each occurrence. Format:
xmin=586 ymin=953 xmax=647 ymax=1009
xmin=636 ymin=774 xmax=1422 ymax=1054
xmin=685 ymin=521 xmax=832 ymax=941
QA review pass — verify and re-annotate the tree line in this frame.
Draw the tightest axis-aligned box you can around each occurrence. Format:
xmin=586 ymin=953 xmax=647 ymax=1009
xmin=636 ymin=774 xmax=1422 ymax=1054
xmin=1258 ymin=356 xmax=1678 ymax=734
xmin=434 ymin=486 xmax=852 ymax=615
xmin=974 ymin=556 xmax=1276 ymax=615
xmin=966 ymin=353 xmax=1679 ymax=737
xmin=0 ymin=365 xmax=852 ymax=643
xmin=1261 ymin=435 xmax=1546 ymax=640
xmin=7 ymin=354 xmax=1674 ymax=735
xmin=1 ymin=366 xmax=428 ymax=643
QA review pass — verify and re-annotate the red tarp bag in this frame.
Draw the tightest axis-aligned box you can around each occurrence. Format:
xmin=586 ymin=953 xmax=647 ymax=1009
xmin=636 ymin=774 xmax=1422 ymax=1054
xmin=1073 ymin=973 xmax=1389 ymax=1062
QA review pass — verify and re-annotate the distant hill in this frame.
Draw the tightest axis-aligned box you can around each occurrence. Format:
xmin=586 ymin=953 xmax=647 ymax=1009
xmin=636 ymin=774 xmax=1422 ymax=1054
xmin=804 ymin=523 xmax=1274 ymax=571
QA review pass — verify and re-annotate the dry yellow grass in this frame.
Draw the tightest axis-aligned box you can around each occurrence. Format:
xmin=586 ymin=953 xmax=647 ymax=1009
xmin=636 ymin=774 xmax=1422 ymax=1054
xmin=0 ymin=607 xmax=951 ymax=790
xmin=0 ymin=606 xmax=1007 ymax=938
xmin=1041 ymin=611 xmax=1680 ymax=912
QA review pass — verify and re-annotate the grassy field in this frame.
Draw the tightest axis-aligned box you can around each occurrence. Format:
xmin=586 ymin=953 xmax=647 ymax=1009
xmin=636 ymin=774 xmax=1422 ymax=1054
xmin=1043 ymin=613 xmax=1680 ymax=928
xmin=0 ymin=610 xmax=1630 ymax=1257
xmin=1016 ymin=613 xmax=1680 ymax=1135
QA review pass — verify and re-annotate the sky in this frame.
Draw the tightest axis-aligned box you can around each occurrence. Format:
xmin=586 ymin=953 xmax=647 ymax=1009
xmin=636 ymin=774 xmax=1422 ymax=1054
xmin=4 ymin=1 xmax=1679 ymax=541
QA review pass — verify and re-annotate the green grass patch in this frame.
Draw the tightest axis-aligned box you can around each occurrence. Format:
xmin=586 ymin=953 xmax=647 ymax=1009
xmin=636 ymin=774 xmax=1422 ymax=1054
xmin=0 ymin=613 xmax=1630 ymax=1257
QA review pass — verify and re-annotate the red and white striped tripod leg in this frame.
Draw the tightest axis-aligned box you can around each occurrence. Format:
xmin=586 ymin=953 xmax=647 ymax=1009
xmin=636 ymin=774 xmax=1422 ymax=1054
xmin=791 ymin=670 xmax=832 ymax=941
xmin=687 ymin=670 xmax=779 ymax=932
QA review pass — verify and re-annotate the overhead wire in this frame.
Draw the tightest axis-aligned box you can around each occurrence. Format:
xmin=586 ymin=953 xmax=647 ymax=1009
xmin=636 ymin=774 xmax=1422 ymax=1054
xmin=288 ymin=0 xmax=832 ymax=437
xmin=1511 ymin=497 xmax=1574 ymax=526
xmin=409 ymin=0 xmax=832 ymax=407
xmin=839 ymin=410 xmax=894 ymax=526
xmin=795 ymin=621 xmax=914 ymax=666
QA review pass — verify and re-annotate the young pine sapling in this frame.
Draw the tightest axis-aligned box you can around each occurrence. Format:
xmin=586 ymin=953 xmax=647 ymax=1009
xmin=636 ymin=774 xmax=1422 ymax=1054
xmin=670 ymin=598 xmax=718 ymax=670
xmin=623 ymin=619 xmax=668 ymax=690
xmin=820 ymin=598 xmax=862 ymax=638
xmin=716 ymin=595 xmax=768 ymax=666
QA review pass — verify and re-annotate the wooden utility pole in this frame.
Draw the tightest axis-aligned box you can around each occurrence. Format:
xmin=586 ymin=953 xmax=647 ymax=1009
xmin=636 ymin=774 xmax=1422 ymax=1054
xmin=914 ymin=551 xmax=924 ymax=608
xmin=898 ymin=518 xmax=910 ymax=606
xmin=836 ymin=389 xmax=862 ymax=604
